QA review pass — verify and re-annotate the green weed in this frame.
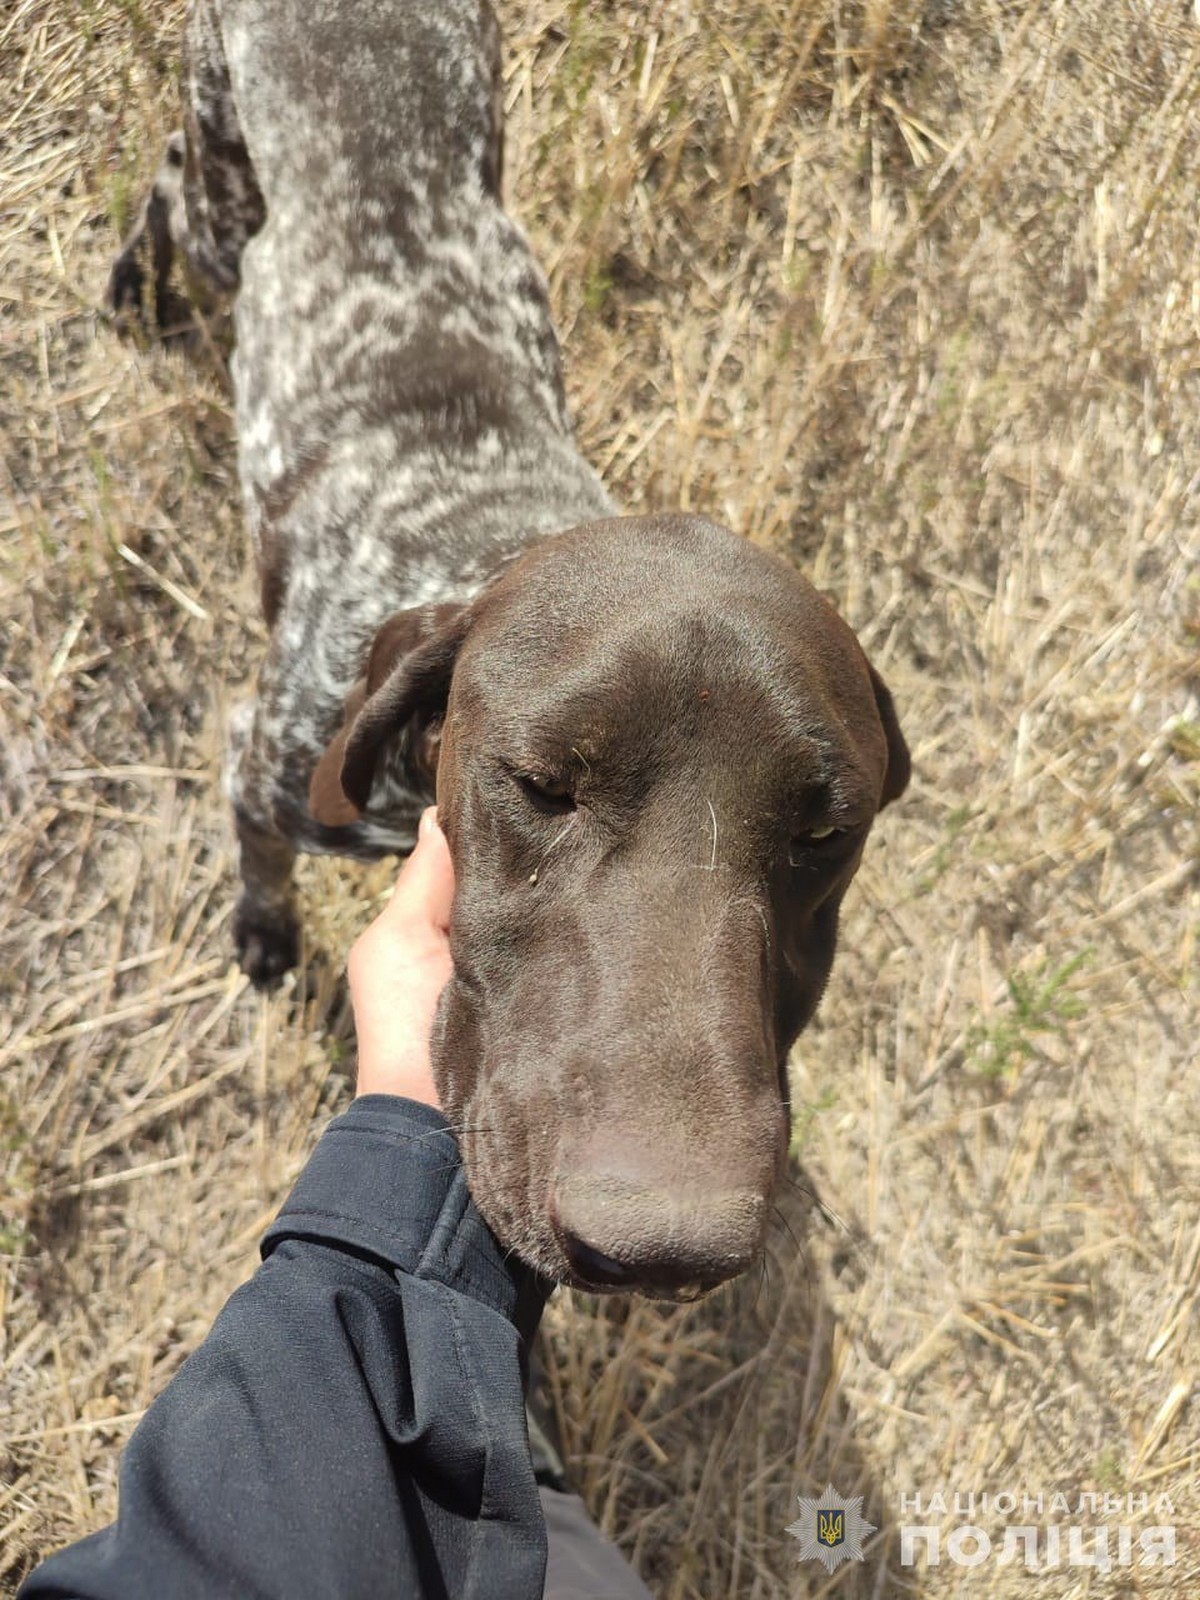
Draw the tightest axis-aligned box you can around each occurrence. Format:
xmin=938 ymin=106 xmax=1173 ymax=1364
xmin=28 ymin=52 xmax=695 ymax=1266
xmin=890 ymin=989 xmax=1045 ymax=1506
xmin=789 ymin=1084 xmax=839 ymax=1159
xmin=1094 ymin=1444 xmax=1124 ymax=1492
xmin=914 ymin=803 xmax=974 ymax=894
xmin=966 ymin=949 xmax=1092 ymax=1080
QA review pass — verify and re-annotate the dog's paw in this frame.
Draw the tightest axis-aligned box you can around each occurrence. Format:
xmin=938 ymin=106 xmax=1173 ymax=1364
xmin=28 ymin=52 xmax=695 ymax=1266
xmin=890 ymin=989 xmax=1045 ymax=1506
xmin=234 ymin=899 xmax=300 ymax=989
xmin=107 ymin=249 xmax=145 ymax=321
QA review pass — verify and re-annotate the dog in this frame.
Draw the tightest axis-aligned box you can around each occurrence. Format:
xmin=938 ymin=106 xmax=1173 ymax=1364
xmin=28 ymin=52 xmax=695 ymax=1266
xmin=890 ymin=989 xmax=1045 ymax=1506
xmin=110 ymin=0 xmax=910 ymax=1299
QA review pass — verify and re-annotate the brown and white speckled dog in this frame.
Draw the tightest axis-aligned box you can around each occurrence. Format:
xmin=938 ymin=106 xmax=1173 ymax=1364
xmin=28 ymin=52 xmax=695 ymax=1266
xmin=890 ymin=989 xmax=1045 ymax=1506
xmin=111 ymin=0 xmax=910 ymax=1297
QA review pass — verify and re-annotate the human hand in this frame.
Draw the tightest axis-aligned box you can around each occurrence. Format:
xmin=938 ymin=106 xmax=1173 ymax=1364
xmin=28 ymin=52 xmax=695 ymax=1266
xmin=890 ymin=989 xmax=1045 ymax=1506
xmin=347 ymin=807 xmax=454 ymax=1107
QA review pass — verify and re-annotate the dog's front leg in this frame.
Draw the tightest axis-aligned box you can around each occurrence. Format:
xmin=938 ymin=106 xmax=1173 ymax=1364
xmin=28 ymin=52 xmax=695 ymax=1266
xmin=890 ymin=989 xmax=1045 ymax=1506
xmin=108 ymin=131 xmax=187 ymax=329
xmin=232 ymin=806 xmax=300 ymax=987
xmin=227 ymin=701 xmax=301 ymax=986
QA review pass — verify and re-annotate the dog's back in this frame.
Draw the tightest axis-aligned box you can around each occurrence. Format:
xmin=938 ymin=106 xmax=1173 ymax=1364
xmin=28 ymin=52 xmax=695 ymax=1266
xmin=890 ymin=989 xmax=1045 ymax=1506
xmin=219 ymin=0 xmax=610 ymax=655
xmin=225 ymin=0 xmax=606 ymax=543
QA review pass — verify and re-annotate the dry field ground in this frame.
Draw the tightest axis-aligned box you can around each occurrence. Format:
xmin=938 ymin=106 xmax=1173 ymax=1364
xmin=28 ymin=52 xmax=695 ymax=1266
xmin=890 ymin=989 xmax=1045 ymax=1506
xmin=2 ymin=0 xmax=1198 ymax=1595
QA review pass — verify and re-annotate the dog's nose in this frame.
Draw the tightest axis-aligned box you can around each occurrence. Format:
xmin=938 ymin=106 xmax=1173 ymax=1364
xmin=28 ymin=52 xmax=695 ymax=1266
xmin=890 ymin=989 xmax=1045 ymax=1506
xmin=555 ymin=1225 xmax=722 ymax=1300
xmin=552 ymin=1172 xmax=767 ymax=1297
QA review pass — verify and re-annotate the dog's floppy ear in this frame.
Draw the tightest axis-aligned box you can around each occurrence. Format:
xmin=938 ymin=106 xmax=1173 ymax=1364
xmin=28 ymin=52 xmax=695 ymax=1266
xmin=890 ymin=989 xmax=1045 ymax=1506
xmin=867 ymin=662 xmax=911 ymax=809
xmin=309 ymin=602 xmax=470 ymax=825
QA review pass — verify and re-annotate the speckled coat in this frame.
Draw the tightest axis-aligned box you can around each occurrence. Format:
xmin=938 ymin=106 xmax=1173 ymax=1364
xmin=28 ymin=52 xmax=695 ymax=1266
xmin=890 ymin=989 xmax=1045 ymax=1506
xmin=125 ymin=0 xmax=613 ymax=975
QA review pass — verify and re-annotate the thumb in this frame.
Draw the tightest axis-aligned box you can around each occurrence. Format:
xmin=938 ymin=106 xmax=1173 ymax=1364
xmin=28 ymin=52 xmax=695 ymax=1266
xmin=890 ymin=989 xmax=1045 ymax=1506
xmin=385 ymin=807 xmax=455 ymax=932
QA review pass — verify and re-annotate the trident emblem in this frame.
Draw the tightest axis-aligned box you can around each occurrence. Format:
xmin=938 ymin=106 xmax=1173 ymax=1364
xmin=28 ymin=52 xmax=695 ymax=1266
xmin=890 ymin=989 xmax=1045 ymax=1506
xmin=817 ymin=1508 xmax=845 ymax=1548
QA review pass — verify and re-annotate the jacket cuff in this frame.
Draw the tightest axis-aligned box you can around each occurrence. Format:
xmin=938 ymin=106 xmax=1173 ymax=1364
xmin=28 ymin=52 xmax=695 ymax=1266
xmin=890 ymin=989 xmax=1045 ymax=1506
xmin=261 ymin=1096 xmax=550 ymax=1336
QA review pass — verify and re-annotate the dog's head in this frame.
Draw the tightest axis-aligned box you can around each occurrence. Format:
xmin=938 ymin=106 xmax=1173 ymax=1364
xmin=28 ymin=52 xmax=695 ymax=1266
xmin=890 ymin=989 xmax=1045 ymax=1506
xmin=312 ymin=515 xmax=908 ymax=1297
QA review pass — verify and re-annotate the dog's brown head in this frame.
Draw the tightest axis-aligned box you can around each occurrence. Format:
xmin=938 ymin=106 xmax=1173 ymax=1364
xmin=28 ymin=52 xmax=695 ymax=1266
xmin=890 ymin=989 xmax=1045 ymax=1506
xmin=312 ymin=515 xmax=908 ymax=1297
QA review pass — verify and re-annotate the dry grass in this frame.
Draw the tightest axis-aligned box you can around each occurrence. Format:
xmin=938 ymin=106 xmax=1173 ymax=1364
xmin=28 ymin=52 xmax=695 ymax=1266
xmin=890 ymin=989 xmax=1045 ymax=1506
xmin=2 ymin=0 xmax=1198 ymax=1594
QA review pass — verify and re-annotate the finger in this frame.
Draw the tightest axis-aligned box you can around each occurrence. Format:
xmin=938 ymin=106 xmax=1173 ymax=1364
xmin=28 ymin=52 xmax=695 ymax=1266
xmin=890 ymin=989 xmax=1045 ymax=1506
xmin=385 ymin=807 xmax=455 ymax=932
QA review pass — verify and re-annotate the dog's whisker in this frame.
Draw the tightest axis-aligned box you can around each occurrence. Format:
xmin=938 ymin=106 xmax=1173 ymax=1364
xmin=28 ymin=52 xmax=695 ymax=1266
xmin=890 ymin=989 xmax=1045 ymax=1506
xmin=536 ymin=817 xmax=577 ymax=871
xmin=770 ymin=1203 xmax=802 ymax=1255
xmin=753 ymin=1252 xmax=772 ymax=1310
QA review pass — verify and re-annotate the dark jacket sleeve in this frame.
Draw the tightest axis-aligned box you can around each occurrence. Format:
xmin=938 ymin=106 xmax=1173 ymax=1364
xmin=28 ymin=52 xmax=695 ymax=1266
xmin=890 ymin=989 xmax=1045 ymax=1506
xmin=19 ymin=1096 xmax=551 ymax=1600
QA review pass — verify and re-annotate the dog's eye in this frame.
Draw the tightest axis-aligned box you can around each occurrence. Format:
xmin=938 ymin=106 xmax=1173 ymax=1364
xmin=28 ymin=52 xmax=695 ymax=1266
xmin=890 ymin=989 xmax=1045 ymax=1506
xmin=788 ymin=825 xmax=842 ymax=864
xmin=515 ymin=772 xmax=576 ymax=815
